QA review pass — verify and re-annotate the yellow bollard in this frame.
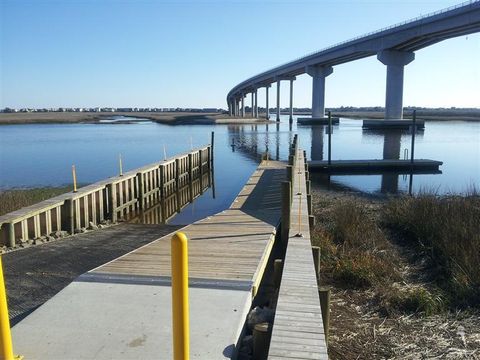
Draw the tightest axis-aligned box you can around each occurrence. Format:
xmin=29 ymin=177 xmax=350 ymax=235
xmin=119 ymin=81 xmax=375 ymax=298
xmin=171 ymin=232 xmax=189 ymax=360
xmin=0 ymin=256 xmax=22 ymax=360
xmin=72 ymin=165 xmax=77 ymax=193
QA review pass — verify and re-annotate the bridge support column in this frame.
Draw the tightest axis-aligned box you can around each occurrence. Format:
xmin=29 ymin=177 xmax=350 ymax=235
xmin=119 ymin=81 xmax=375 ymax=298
xmin=306 ymin=65 xmax=333 ymax=119
xmin=276 ymin=80 xmax=281 ymax=122
xmin=265 ymin=85 xmax=270 ymax=120
xmin=378 ymin=50 xmax=415 ymax=120
xmin=241 ymin=96 xmax=245 ymax=117
xmin=250 ymin=92 xmax=254 ymax=118
xmin=254 ymin=89 xmax=258 ymax=118
xmin=289 ymin=78 xmax=294 ymax=123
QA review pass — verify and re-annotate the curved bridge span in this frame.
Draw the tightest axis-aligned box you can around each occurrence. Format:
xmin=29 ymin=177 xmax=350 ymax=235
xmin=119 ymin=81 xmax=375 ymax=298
xmin=227 ymin=1 xmax=480 ymax=121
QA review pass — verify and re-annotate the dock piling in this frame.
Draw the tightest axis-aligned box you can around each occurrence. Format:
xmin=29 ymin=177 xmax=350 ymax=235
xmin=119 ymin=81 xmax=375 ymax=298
xmin=312 ymin=246 xmax=320 ymax=281
xmin=411 ymin=110 xmax=416 ymax=164
xmin=253 ymin=323 xmax=270 ymax=360
xmin=72 ymin=165 xmax=78 ymax=193
xmin=281 ymin=181 xmax=291 ymax=245
xmin=319 ymin=287 xmax=331 ymax=347
xmin=210 ymin=131 xmax=215 ymax=165
xmin=119 ymin=154 xmax=123 ymax=177
xmin=328 ymin=111 xmax=332 ymax=165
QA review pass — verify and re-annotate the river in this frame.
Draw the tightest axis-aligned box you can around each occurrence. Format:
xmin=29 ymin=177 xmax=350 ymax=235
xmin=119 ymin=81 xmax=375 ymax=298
xmin=1 ymin=115 xmax=478 ymax=224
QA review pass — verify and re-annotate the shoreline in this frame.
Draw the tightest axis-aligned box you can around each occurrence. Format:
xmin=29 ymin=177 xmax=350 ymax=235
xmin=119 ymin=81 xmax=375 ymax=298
xmin=1 ymin=110 xmax=479 ymax=125
xmin=0 ymin=112 xmax=274 ymax=125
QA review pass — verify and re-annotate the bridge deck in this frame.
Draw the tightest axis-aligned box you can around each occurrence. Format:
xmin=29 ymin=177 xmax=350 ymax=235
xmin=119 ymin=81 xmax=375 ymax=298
xmin=12 ymin=160 xmax=285 ymax=359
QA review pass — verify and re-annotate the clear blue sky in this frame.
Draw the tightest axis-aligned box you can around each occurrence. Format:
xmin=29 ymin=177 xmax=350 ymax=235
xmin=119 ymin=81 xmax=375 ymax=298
xmin=1 ymin=0 xmax=479 ymax=109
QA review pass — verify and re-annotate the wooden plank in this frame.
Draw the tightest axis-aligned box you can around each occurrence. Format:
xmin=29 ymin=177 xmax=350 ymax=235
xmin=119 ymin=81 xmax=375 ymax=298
xmin=268 ymin=148 xmax=328 ymax=360
xmin=91 ymin=161 xmax=285 ymax=292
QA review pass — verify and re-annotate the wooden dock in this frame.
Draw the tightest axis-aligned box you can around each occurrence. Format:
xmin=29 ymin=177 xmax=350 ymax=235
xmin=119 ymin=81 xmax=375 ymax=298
xmin=0 ymin=145 xmax=212 ymax=248
xmin=268 ymin=142 xmax=328 ymax=359
xmin=308 ymin=159 xmax=442 ymax=174
xmin=87 ymin=159 xmax=285 ymax=294
xmin=12 ymin=159 xmax=286 ymax=359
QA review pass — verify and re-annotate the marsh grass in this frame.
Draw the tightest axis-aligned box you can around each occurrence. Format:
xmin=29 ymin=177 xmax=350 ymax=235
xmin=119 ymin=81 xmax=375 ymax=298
xmin=0 ymin=186 xmax=73 ymax=216
xmin=382 ymin=190 xmax=480 ymax=307
xmin=312 ymin=193 xmax=479 ymax=316
xmin=312 ymin=200 xmax=399 ymax=289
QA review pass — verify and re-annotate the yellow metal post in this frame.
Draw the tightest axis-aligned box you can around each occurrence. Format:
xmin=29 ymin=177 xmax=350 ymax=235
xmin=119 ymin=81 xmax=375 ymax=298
xmin=72 ymin=165 xmax=77 ymax=193
xmin=171 ymin=232 xmax=189 ymax=360
xmin=0 ymin=256 xmax=22 ymax=360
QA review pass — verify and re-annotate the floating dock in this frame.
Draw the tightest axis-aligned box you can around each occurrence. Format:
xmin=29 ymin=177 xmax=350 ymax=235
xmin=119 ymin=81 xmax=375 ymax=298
xmin=362 ymin=119 xmax=425 ymax=129
xmin=297 ymin=117 xmax=339 ymax=125
xmin=12 ymin=160 xmax=286 ymax=359
xmin=308 ymin=159 xmax=442 ymax=174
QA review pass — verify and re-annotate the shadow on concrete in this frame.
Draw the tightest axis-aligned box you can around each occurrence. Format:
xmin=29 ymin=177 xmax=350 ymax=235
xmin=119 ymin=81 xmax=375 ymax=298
xmin=4 ymin=223 xmax=181 ymax=324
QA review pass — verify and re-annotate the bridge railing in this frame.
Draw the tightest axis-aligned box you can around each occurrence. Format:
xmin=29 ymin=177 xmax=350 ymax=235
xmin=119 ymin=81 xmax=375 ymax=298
xmin=228 ymin=0 xmax=477 ymax=96
xmin=0 ymin=145 xmax=211 ymax=248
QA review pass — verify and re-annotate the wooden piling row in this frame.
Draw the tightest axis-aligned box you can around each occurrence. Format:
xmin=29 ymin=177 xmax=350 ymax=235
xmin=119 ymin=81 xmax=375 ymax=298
xmin=0 ymin=145 xmax=211 ymax=248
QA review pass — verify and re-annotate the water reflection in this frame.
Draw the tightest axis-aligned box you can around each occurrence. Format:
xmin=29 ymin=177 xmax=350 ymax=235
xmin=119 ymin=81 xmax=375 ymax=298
xmin=128 ymin=168 xmax=214 ymax=225
xmin=227 ymin=119 xmax=446 ymax=196
xmin=1 ymin=117 xmax=477 ymax=218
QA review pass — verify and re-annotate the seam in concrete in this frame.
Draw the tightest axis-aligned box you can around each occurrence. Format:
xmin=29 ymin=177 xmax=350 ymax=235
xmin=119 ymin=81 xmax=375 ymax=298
xmin=77 ymin=272 xmax=253 ymax=291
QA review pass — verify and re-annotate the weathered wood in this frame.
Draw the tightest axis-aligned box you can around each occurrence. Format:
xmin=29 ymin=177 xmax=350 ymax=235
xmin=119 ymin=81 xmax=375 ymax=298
xmin=0 ymin=146 xmax=211 ymax=247
xmin=312 ymin=246 xmax=320 ymax=281
xmin=107 ymin=183 xmax=117 ymax=223
xmin=253 ymin=322 xmax=271 ymax=360
xmin=319 ymin=287 xmax=331 ymax=347
xmin=7 ymin=222 xmax=15 ymax=248
xmin=268 ymin=147 xmax=328 ymax=360
xmin=281 ymin=182 xmax=291 ymax=245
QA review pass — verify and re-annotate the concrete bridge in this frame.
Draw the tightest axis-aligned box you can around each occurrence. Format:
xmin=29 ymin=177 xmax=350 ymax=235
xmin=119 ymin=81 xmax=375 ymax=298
xmin=227 ymin=1 xmax=480 ymax=122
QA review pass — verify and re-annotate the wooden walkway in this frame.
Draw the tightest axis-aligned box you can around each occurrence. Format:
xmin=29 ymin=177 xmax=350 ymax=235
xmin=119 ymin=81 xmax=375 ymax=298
xmin=12 ymin=160 xmax=286 ymax=359
xmin=86 ymin=159 xmax=285 ymax=295
xmin=268 ymin=145 xmax=328 ymax=359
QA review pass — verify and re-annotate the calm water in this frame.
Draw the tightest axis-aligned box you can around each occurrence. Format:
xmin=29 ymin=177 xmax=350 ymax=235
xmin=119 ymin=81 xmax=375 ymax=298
xmin=1 ymin=116 xmax=479 ymax=224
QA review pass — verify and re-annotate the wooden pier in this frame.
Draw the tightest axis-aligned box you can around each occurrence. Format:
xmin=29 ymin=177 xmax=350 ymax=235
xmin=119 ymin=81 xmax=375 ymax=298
xmin=8 ymin=137 xmax=332 ymax=359
xmin=268 ymin=140 xmax=328 ymax=359
xmin=12 ymin=159 xmax=287 ymax=359
xmin=0 ymin=145 xmax=212 ymax=248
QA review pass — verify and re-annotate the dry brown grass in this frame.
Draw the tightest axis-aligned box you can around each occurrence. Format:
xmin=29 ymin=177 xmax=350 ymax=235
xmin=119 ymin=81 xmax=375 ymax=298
xmin=382 ymin=191 xmax=480 ymax=308
xmin=312 ymin=200 xmax=399 ymax=290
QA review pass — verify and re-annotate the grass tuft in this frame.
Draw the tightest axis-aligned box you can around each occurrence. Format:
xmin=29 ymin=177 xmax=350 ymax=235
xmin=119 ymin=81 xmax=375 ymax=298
xmin=382 ymin=192 xmax=480 ymax=307
xmin=312 ymin=200 xmax=398 ymax=290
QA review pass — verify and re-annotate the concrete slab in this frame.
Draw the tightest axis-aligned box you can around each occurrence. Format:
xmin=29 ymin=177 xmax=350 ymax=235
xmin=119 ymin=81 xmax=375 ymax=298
xmin=12 ymin=280 xmax=251 ymax=359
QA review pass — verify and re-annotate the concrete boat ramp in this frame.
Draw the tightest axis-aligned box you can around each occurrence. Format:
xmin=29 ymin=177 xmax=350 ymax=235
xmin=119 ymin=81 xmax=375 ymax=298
xmin=12 ymin=160 xmax=286 ymax=359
